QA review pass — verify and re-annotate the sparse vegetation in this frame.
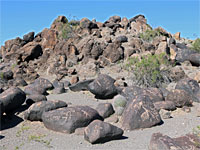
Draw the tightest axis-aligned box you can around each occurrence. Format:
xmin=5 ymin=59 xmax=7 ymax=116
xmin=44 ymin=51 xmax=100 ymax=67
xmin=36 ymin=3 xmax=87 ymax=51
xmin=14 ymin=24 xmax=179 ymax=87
xmin=59 ymin=17 xmax=80 ymax=40
xmin=191 ymin=38 xmax=200 ymax=53
xmin=125 ymin=53 xmax=172 ymax=88
xmin=193 ymin=125 xmax=200 ymax=148
xmin=0 ymin=72 xmax=4 ymax=80
xmin=139 ymin=29 xmax=161 ymax=42
xmin=16 ymin=123 xmax=30 ymax=137
xmin=28 ymin=134 xmax=52 ymax=148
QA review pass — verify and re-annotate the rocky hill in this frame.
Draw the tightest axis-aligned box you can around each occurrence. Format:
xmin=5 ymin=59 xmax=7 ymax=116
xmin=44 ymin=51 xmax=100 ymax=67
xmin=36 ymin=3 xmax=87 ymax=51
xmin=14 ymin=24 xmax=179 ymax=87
xmin=0 ymin=15 xmax=200 ymax=149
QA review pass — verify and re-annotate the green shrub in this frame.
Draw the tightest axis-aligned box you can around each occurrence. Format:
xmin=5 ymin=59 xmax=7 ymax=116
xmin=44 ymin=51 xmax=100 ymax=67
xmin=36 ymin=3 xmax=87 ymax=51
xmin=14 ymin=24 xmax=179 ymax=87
xmin=59 ymin=18 xmax=80 ymax=40
xmin=139 ymin=29 xmax=161 ymax=42
xmin=191 ymin=38 xmax=200 ymax=53
xmin=125 ymin=53 xmax=172 ymax=88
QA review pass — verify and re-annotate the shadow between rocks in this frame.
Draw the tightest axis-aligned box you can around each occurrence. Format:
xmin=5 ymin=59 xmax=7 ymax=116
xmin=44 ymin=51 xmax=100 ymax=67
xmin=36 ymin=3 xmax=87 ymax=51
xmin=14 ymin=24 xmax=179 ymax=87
xmin=93 ymin=136 xmax=128 ymax=144
xmin=0 ymin=135 xmax=5 ymax=140
xmin=0 ymin=114 xmax=23 ymax=131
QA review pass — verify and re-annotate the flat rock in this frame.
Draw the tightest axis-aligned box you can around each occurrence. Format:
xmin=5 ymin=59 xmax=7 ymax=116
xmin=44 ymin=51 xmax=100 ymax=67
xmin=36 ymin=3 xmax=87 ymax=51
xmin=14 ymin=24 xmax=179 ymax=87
xmin=121 ymin=95 xmax=161 ymax=130
xmin=42 ymin=106 xmax=103 ymax=134
xmin=24 ymin=100 xmax=67 ymax=121
xmin=84 ymin=120 xmax=124 ymax=144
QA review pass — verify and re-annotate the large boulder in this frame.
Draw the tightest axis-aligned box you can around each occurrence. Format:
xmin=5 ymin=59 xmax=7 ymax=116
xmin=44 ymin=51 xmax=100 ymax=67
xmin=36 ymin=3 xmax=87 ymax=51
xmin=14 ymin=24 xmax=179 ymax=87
xmin=42 ymin=106 xmax=103 ymax=134
xmin=88 ymin=74 xmax=118 ymax=99
xmin=0 ymin=87 xmax=26 ymax=113
xmin=80 ymin=18 xmax=98 ymax=30
xmin=24 ymin=100 xmax=67 ymax=121
xmin=154 ymin=101 xmax=176 ymax=111
xmin=166 ymin=89 xmax=193 ymax=107
xmin=84 ymin=120 xmax=124 ymax=144
xmin=33 ymin=78 xmax=53 ymax=91
xmin=121 ymin=95 xmax=161 ymax=130
xmin=175 ymin=78 xmax=200 ymax=102
xmin=120 ymin=86 xmax=163 ymax=103
xmin=149 ymin=132 xmax=200 ymax=150
xmin=187 ymin=53 xmax=200 ymax=66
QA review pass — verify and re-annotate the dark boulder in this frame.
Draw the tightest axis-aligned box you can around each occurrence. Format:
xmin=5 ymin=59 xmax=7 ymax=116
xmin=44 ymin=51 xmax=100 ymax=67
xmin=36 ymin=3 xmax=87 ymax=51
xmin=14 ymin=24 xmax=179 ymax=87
xmin=33 ymin=78 xmax=53 ymax=91
xmin=96 ymin=103 xmax=114 ymax=118
xmin=84 ymin=120 xmax=123 ymax=144
xmin=154 ymin=101 xmax=176 ymax=111
xmin=120 ymin=86 xmax=163 ymax=103
xmin=166 ymin=89 xmax=193 ymax=107
xmin=2 ymin=70 xmax=13 ymax=80
xmin=175 ymin=49 xmax=196 ymax=63
xmin=88 ymin=74 xmax=118 ymax=99
xmin=0 ymin=87 xmax=26 ymax=113
xmin=80 ymin=18 xmax=98 ymax=30
xmin=69 ymin=79 xmax=94 ymax=92
xmin=149 ymin=132 xmax=200 ymax=150
xmin=42 ymin=106 xmax=103 ymax=134
xmin=175 ymin=78 xmax=200 ymax=102
xmin=24 ymin=100 xmax=67 ymax=121
xmin=176 ymin=43 xmax=187 ymax=49
xmin=188 ymin=53 xmax=200 ymax=66
xmin=52 ymin=79 xmax=65 ymax=94
xmin=121 ymin=95 xmax=161 ymax=130
xmin=23 ymin=32 xmax=35 ymax=43
xmin=26 ymin=94 xmax=47 ymax=105
xmin=24 ymin=84 xmax=47 ymax=95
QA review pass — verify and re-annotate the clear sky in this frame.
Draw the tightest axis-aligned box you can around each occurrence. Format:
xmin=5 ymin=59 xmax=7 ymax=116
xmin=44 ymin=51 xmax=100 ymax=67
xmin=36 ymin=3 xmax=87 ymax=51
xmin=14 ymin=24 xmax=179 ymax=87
xmin=0 ymin=0 xmax=199 ymax=46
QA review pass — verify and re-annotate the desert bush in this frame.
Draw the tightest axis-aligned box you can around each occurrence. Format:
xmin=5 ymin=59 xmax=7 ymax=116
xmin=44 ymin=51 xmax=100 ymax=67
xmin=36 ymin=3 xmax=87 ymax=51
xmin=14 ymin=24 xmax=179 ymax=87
xmin=125 ymin=53 xmax=172 ymax=88
xmin=191 ymin=38 xmax=200 ymax=53
xmin=139 ymin=29 xmax=161 ymax=42
xmin=59 ymin=17 xmax=80 ymax=40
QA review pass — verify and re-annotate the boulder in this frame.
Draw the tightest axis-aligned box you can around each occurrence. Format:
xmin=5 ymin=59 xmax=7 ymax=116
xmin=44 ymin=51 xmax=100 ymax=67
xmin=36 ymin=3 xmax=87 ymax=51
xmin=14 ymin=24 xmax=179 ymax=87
xmin=13 ymin=77 xmax=28 ymax=87
xmin=42 ymin=106 xmax=103 ymax=133
xmin=108 ymin=16 xmax=121 ymax=23
xmin=84 ymin=120 xmax=123 ymax=144
xmin=33 ymin=78 xmax=53 ymax=91
xmin=166 ymin=89 xmax=193 ymax=107
xmin=0 ymin=87 xmax=26 ymax=113
xmin=88 ymin=74 xmax=118 ymax=99
xmin=115 ymin=35 xmax=128 ymax=43
xmin=96 ymin=103 xmax=114 ymax=118
xmin=121 ymin=95 xmax=161 ymax=130
xmin=80 ymin=18 xmax=98 ymax=30
xmin=149 ymin=132 xmax=200 ymax=150
xmin=188 ymin=53 xmax=200 ymax=66
xmin=174 ymin=32 xmax=180 ymax=40
xmin=26 ymin=94 xmax=47 ymax=105
xmin=175 ymin=78 xmax=200 ymax=102
xmin=120 ymin=86 xmax=164 ymax=103
xmin=175 ymin=49 xmax=196 ymax=63
xmin=20 ymin=42 xmax=43 ymax=62
xmin=103 ymin=43 xmax=124 ymax=63
xmin=24 ymin=100 xmax=67 ymax=121
xmin=52 ymin=80 xmax=65 ymax=94
xmin=154 ymin=101 xmax=176 ymax=111
xmin=69 ymin=79 xmax=94 ymax=92
xmin=2 ymin=70 xmax=13 ymax=80
xmin=23 ymin=32 xmax=35 ymax=43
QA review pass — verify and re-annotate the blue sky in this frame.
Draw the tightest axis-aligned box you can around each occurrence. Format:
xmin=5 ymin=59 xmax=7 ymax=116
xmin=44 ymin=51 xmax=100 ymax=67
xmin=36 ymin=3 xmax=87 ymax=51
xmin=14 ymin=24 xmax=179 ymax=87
xmin=0 ymin=0 xmax=199 ymax=46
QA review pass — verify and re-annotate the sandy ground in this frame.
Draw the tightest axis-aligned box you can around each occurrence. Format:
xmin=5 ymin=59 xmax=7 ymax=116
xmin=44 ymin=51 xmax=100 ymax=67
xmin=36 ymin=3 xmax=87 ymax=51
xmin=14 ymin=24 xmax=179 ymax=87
xmin=1 ymin=90 xmax=200 ymax=150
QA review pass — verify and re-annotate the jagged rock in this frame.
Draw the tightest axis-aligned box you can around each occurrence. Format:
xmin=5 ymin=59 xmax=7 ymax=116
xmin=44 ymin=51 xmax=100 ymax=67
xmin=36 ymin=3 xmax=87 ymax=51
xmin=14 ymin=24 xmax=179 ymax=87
xmin=174 ymin=32 xmax=180 ymax=40
xmin=108 ymin=16 xmax=121 ymax=23
xmin=166 ymin=89 xmax=193 ymax=107
xmin=26 ymin=94 xmax=47 ymax=105
xmin=0 ymin=87 xmax=26 ymax=113
xmin=149 ymin=132 xmax=200 ymax=150
xmin=103 ymin=42 xmax=124 ymax=63
xmin=51 ymin=16 xmax=68 ymax=30
xmin=175 ymin=78 xmax=200 ymax=102
xmin=69 ymin=79 xmax=94 ymax=92
xmin=154 ymin=101 xmax=176 ymax=111
xmin=24 ymin=100 xmax=67 ymax=121
xmin=80 ymin=18 xmax=98 ymax=30
xmin=23 ymin=32 xmax=35 ymax=43
xmin=96 ymin=103 xmax=114 ymax=118
xmin=155 ymin=41 xmax=168 ymax=54
xmin=20 ymin=42 xmax=43 ymax=62
xmin=121 ymin=95 xmax=161 ymax=130
xmin=84 ymin=120 xmax=123 ymax=144
xmin=42 ymin=106 xmax=103 ymax=134
xmin=88 ymin=74 xmax=117 ymax=99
